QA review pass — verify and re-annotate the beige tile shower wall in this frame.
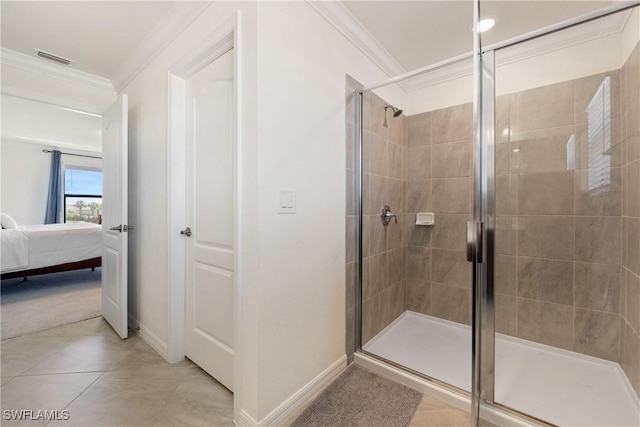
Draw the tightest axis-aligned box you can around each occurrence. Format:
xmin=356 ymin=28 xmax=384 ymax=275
xmin=493 ymin=70 xmax=624 ymax=362
xmin=404 ymin=66 xmax=634 ymax=366
xmin=345 ymin=75 xmax=360 ymax=363
xmin=360 ymin=91 xmax=407 ymax=344
xmin=620 ymin=43 xmax=640 ymax=398
xmin=405 ymin=105 xmax=474 ymax=326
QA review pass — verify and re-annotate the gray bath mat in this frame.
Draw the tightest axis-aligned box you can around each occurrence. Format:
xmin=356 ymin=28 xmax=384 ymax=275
xmin=291 ymin=365 xmax=422 ymax=427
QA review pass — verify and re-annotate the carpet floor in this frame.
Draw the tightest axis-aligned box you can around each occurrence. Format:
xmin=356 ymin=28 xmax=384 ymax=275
xmin=291 ymin=365 xmax=422 ymax=427
xmin=1 ymin=268 xmax=101 ymax=340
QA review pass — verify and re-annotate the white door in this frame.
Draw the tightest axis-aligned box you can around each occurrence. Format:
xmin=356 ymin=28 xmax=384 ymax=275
xmin=102 ymin=94 xmax=129 ymax=339
xmin=184 ymin=49 xmax=235 ymax=390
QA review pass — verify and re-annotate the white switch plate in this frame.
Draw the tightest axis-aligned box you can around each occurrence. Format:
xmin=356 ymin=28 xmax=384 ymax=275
xmin=279 ymin=190 xmax=296 ymax=214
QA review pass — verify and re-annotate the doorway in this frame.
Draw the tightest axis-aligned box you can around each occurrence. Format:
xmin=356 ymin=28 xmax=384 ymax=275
xmin=167 ymin=25 xmax=239 ymax=395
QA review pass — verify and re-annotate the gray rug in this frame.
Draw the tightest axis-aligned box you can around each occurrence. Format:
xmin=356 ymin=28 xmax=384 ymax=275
xmin=292 ymin=365 xmax=422 ymax=427
xmin=1 ymin=268 xmax=101 ymax=340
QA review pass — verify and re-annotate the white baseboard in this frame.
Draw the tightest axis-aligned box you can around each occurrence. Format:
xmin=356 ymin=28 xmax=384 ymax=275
xmin=258 ymin=355 xmax=347 ymax=427
xmin=235 ymin=409 xmax=259 ymax=427
xmin=127 ymin=314 xmax=169 ymax=361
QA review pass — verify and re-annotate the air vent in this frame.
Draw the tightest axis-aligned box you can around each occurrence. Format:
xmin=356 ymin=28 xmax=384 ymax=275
xmin=35 ymin=49 xmax=72 ymax=66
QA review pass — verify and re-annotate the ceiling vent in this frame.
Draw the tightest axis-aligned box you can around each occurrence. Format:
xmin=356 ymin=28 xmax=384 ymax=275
xmin=35 ymin=49 xmax=72 ymax=66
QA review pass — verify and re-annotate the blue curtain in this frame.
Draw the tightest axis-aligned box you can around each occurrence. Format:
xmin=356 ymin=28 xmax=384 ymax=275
xmin=44 ymin=150 xmax=62 ymax=224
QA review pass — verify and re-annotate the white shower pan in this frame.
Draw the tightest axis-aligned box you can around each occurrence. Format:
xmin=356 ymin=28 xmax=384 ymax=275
xmin=361 ymin=311 xmax=640 ymax=427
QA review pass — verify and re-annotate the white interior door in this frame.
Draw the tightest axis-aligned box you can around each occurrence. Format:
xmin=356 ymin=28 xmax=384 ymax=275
xmin=102 ymin=94 xmax=129 ymax=339
xmin=184 ymin=49 xmax=235 ymax=390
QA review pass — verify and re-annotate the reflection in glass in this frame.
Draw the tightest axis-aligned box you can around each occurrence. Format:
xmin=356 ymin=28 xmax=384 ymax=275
xmin=587 ymin=76 xmax=611 ymax=194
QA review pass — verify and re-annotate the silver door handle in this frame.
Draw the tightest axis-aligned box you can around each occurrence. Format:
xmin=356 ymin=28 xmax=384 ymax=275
xmin=180 ymin=227 xmax=192 ymax=237
xmin=466 ymin=221 xmax=484 ymax=263
xmin=109 ymin=224 xmax=134 ymax=232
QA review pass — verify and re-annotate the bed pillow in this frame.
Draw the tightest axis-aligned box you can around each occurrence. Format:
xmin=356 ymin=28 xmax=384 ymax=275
xmin=1 ymin=213 xmax=18 ymax=230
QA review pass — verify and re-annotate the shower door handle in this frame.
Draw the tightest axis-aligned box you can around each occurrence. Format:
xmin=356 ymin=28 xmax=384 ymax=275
xmin=466 ymin=221 xmax=484 ymax=263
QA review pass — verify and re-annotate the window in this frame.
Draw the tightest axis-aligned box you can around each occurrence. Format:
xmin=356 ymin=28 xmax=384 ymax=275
xmin=586 ymin=76 xmax=611 ymax=194
xmin=64 ymin=167 xmax=103 ymax=224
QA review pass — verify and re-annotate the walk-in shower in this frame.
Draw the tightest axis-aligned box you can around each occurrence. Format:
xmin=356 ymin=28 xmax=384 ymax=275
xmin=346 ymin=2 xmax=640 ymax=426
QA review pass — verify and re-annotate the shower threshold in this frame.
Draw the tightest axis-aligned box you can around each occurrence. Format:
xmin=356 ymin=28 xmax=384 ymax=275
xmin=362 ymin=310 xmax=640 ymax=427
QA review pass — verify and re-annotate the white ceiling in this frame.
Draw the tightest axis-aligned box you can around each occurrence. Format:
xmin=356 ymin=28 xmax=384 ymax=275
xmin=0 ymin=0 xmax=622 ymax=83
xmin=343 ymin=0 xmax=613 ymax=71
xmin=1 ymin=1 xmax=177 ymax=78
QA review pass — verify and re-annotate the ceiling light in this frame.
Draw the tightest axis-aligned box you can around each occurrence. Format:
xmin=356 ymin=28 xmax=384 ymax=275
xmin=478 ymin=18 xmax=496 ymax=33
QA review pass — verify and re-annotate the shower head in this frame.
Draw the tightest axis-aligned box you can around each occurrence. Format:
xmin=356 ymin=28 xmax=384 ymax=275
xmin=383 ymin=103 xmax=403 ymax=127
xmin=386 ymin=104 xmax=403 ymax=117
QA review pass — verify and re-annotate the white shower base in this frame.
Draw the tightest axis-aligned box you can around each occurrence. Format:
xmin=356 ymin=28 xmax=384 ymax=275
xmin=363 ymin=311 xmax=640 ymax=427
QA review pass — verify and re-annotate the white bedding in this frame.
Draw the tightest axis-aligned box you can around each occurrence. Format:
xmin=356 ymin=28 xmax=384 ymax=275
xmin=1 ymin=223 xmax=103 ymax=274
xmin=0 ymin=229 xmax=29 ymax=271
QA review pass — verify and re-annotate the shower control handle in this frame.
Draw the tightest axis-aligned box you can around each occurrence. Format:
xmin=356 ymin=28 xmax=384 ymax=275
xmin=381 ymin=205 xmax=397 ymax=226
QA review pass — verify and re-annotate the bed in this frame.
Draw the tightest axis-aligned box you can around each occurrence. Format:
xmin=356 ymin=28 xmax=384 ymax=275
xmin=1 ymin=223 xmax=103 ymax=280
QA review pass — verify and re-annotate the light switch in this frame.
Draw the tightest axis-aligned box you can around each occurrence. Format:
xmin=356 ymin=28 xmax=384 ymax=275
xmin=279 ymin=190 xmax=296 ymax=214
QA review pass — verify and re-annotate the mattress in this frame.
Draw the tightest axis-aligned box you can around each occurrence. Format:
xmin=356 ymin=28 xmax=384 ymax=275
xmin=1 ymin=223 xmax=103 ymax=273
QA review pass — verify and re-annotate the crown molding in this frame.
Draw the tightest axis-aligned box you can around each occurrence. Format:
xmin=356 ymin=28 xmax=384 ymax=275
xmin=1 ymin=85 xmax=110 ymax=115
xmin=306 ymin=1 xmax=407 ymax=89
xmin=111 ymin=1 xmax=212 ymax=92
xmin=403 ymin=9 xmax=631 ymax=92
xmin=310 ymin=1 xmax=631 ymax=93
xmin=1 ymin=48 xmax=115 ymax=94
xmin=1 ymin=136 xmax=101 ymax=154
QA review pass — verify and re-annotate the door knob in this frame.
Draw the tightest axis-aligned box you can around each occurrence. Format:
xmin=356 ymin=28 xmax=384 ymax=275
xmin=180 ymin=227 xmax=192 ymax=237
xmin=110 ymin=225 xmax=123 ymax=232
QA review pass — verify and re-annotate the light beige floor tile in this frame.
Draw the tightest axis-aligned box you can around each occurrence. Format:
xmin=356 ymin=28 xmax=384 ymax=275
xmin=102 ymin=365 xmax=196 ymax=382
xmin=33 ymin=317 xmax=113 ymax=338
xmin=153 ymin=367 xmax=234 ymax=427
xmin=3 ymin=319 xmax=230 ymax=427
xmin=1 ymin=335 xmax=78 ymax=376
xmin=24 ymin=335 xmax=140 ymax=375
xmin=409 ymin=395 xmax=502 ymax=427
xmin=109 ymin=339 xmax=193 ymax=372
xmin=410 ymin=408 xmax=471 ymax=426
xmin=414 ymin=395 xmax=454 ymax=412
xmin=48 ymin=367 xmax=193 ymax=426
xmin=1 ymin=372 xmax=102 ymax=426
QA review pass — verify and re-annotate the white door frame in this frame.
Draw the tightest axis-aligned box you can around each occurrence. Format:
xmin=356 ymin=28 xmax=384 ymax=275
xmin=166 ymin=7 xmax=242 ymax=402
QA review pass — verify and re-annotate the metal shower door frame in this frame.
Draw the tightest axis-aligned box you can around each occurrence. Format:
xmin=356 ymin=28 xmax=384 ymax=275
xmin=471 ymin=39 xmax=496 ymax=427
xmin=470 ymin=0 xmax=496 ymax=423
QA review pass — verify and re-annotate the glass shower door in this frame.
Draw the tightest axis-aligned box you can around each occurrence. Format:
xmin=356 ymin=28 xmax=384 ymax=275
xmin=357 ymin=58 xmax=481 ymax=395
xmin=488 ymin=6 xmax=640 ymax=426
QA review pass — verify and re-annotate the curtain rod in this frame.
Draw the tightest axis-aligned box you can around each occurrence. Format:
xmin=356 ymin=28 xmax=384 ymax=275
xmin=42 ymin=149 xmax=102 ymax=160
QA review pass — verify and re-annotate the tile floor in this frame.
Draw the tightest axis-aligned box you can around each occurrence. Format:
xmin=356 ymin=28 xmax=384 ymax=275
xmin=408 ymin=396 xmax=499 ymax=427
xmin=0 ymin=317 xmax=234 ymax=427
xmin=2 ymin=316 xmax=483 ymax=427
